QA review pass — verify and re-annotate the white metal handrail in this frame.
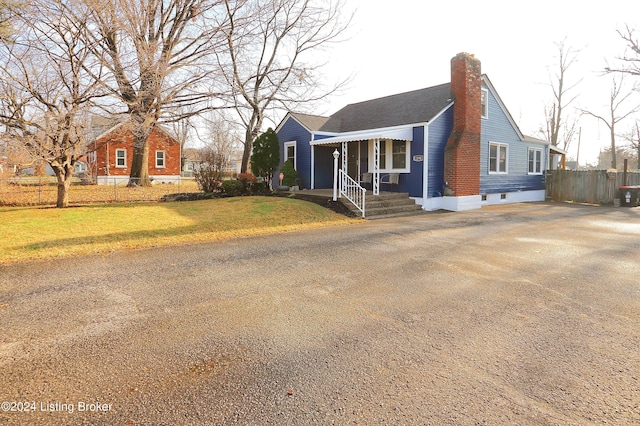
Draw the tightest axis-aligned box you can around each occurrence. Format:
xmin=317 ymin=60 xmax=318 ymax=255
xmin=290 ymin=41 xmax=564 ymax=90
xmin=339 ymin=169 xmax=366 ymax=217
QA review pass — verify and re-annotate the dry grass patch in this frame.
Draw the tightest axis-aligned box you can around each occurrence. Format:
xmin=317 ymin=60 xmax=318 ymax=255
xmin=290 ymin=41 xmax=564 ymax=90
xmin=0 ymin=197 xmax=360 ymax=264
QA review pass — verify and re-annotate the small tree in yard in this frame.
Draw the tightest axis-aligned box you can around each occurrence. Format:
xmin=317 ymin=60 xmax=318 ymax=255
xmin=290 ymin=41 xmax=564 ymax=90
xmin=0 ymin=0 xmax=104 ymax=207
xmin=193 ymin=145 xmax=226 ymax=193
xmin=250 ymin=128 xmax=279 ymax=188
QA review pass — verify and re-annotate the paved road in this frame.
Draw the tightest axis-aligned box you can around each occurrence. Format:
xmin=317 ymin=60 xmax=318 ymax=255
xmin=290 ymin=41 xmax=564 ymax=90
xmin=1 ymin=203 xmax=639 ymax=425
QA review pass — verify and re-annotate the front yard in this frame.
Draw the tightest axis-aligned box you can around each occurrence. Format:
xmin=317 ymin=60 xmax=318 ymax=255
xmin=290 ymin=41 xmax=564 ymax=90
xmin=0 ymin=197 xmax=359 ymax=264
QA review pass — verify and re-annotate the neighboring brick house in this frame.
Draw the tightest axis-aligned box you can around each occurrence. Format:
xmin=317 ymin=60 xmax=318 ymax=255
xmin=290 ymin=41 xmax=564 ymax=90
xmin=92 ymin=121 xmax=181 ymax=184
xmin=276 ymin=52 xmax=554 ymax=213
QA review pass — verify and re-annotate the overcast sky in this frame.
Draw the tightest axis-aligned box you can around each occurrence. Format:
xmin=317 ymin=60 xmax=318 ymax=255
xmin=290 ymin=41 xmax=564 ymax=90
xmin=308 ymin=0 xmax=640 ymax=165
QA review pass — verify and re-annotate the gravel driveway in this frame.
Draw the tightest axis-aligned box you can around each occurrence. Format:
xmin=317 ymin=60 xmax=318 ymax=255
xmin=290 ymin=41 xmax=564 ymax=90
xmin=1 ymin=202 xmax=639 ymax=425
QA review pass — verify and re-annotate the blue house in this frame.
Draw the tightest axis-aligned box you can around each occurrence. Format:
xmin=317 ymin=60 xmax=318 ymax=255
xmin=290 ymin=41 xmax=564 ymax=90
xmin=275 ymin=53 xmax=560 ymax=215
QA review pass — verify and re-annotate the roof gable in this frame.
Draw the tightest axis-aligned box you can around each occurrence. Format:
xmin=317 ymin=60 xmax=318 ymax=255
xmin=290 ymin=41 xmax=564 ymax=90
xmin=481 ymin=75 xmax=525 ymax=141
xmin=320 ymin=83 xmax=452 ymax=133
xmin=276 ymin=112 xmax=329 ymax=133
xmin=95 ymin=120 xmax=179 ymax=144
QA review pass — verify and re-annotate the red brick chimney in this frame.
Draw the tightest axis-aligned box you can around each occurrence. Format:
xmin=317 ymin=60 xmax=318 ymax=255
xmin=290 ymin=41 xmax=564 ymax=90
xmin=444 ymin=52 xmax=482 ymax=197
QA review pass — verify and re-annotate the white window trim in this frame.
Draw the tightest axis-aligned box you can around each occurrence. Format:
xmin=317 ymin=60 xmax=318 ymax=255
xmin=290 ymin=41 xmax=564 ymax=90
xmin=115 ymin=148 xmax=127 ymax=168
xmin=368 ymin=139 xmax=411 ymax=173
xmin=284 ymin=141 xmax=297 ymax=170
xmin=481 ymin=88 xmax=489 ymax=119
xmin=528 ymin=147 xmax=543 ymax=175
xmin=155 ymin=150 xmax=166 ymax=168
xmin=488 ymin=142 xmax=508 ymax=174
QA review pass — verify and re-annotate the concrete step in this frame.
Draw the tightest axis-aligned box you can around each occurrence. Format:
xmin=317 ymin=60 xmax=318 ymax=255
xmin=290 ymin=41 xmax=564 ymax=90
xmin=340 ymin=192 xmax=423 ymax=219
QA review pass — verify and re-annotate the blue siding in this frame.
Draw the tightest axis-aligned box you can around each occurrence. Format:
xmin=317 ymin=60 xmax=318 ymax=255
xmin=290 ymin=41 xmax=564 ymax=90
xmin=404 ymin=126 xmax=424 ymax=197
xmin=314 ymin=145 xmax=335 ymax=188
xmin=276 ymin=117 xmax=312 ymax=189
xmin=480 ymin=86 xmax=546 ymax=194
xmin=427 ymin=106 xmax=453 ymax=198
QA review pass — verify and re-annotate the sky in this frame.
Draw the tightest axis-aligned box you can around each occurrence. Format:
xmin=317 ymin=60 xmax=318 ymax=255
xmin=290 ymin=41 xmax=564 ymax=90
xmin=305 ymin=0 xmax=640 ymax=165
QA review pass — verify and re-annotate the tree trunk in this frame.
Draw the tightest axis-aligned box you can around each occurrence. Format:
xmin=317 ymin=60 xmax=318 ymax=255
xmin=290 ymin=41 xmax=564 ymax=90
xmin=54 ymin=164 xmax=73 ymax=208
xmin=610 ymin=127 xmax=617 ymax=170
xmin=128 ymin=117 xmax=152 ymax=187
xmin=128 ymin=135 xmax=151 ymax=187
xmin=241 ymin=129 xmax=252 ymax=174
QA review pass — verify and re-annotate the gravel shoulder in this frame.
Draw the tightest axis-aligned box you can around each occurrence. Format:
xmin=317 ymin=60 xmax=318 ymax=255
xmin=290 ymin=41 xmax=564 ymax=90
xmin=1 ymin=202 xmax=639 ymax=425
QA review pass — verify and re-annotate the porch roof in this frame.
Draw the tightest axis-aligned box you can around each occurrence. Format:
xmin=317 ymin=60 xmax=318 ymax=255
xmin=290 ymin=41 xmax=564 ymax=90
xmin=310 ymin=126 xmax=414 ymax=146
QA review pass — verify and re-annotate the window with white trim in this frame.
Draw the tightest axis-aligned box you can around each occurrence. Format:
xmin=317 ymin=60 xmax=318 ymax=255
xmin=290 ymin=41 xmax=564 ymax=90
xmin=481 ymin=88 xmax=488 ymax=119
xmin=156 ymin=150 xmax=166 ymax=168
xmin=368 ymin=139 xmax=410 ymax=173
xmin=528 ymin=147 xmax=543 ymax=174
xmin=284 ymin=141 xmax=296 ymax=169
xmin=115 ymin=149 xmax=126 ymax=168
xmin=489 ymin=142 xmax=508 ymax=174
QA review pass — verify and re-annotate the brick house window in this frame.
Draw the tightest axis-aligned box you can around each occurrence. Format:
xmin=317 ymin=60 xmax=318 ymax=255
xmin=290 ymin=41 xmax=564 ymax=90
xmin=115 ymin=149 xmax=126 ymax=168
xmin=156 ymin=151 xmax=166 ymax=168
xmin=489 ymin=142 xmax=508 ymax=174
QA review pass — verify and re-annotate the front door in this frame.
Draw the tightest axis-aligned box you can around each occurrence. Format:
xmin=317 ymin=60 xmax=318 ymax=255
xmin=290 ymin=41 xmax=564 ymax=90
xmin=347 ymin=142 xmax=359 ymax=180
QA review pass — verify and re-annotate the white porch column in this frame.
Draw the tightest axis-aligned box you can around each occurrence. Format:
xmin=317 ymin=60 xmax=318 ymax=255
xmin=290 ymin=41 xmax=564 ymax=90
xmin=373 ymin=138 xmax=380 ymax=196
xmin=341 ymin=142 xmax=348 ymax=195
xmin=332 ymin=149 xmax=339 ymax=201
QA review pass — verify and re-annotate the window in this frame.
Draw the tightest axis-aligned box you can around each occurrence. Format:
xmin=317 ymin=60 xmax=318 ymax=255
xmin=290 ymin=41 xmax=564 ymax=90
xmin=528 ymin=147 xmax=543 ymax=174
xmin=156 ymin=151 xmax=166 ymax=168
xmin=378 ymin=141 xmax=386 ymax=169
xmin=369 ymin=139 xmax=410 ymax=173
xmin=489 ymin=142 xmax=508 ymax=174
xmin=392 ymin=140 xmax=406 ymax=169
xmin=115 ymin=149 xmax=126 ymax=168
xmin=284 ymin=141 xmax=296 ymax=169
xmin=481 ymin=88 xmax=488 ymax=119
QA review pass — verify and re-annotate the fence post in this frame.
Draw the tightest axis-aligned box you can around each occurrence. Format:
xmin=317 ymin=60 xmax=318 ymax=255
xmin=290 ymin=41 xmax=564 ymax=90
xmin=114 ymin=178 xmax=117 ymax=202
xmin=38 ymin=178 xmax=42 ymax=205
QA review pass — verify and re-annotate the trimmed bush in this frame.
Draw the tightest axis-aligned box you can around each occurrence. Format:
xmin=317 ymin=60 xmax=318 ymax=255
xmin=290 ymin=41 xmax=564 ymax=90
xmin=281 ymin=160 xmax=297 ymax=187
xmin=221 ymin=179 xmax=243 ymax=196
xmin=237 ymin=173 xmax=257 ymax=195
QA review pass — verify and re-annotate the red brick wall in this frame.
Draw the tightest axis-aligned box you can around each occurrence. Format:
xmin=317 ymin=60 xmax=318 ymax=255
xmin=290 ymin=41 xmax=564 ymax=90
xmin=444 ymin=53 xmax=482 ymax=197
xmin=94 ymin=125 xmax=181 ymax=177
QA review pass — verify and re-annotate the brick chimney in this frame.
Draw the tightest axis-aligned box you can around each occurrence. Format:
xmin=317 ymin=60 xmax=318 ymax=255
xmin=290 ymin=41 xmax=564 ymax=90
xmin=444 ymin=52 xmax=482 ymax=197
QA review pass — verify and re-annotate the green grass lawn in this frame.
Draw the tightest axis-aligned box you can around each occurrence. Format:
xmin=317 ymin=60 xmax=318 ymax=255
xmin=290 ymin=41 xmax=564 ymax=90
xmin=0 ymin=197 xmax=359 ymax=264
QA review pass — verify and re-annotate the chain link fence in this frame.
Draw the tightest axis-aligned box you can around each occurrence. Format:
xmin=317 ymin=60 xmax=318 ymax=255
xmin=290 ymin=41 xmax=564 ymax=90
xmin=0 ymin=177 xmax=200 ymax=207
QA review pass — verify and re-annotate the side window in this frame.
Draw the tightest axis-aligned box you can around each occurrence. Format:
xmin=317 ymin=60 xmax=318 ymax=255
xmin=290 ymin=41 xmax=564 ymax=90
xmin=489 ymin=142 xmax=508 ymax=174
xmin=528 ymin=148 xmax=543 ymax=174
xmin=284 ymin=141 xmax=296 ymax=169
xmin=156 ymin=151 xmax=166 ymax=168
xmin=481 ymin=88 xmax=488 ymax=119
xmin=115 ymin=149 xmax=126 ymax=168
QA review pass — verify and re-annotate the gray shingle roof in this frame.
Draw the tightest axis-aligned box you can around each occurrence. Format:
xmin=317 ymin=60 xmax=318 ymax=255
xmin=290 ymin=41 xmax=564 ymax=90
xmin=290 ymin=113 xmax=330 ymax=131
xmin=320 ymin=83 xmax=452 ymax=133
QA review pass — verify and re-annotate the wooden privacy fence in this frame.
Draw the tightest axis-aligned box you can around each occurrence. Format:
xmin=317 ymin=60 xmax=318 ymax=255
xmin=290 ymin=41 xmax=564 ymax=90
xmin=546 ymin=170 xmax=640 ymax=204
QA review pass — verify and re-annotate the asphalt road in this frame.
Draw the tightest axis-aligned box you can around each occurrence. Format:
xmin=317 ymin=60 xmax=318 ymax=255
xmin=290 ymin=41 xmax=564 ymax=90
xmin=1 ymin=202 xmax=639 ymax=425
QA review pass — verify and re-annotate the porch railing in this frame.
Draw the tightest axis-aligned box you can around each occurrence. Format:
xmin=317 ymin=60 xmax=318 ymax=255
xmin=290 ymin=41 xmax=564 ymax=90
xmin=339 ymin=169 xmax=366 ymax=217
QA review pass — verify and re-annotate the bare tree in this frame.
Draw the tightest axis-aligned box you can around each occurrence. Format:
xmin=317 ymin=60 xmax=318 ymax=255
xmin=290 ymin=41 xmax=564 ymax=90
xmin=0 ymin=0 xmax=105 ymax=207
xmin=212 ymin=0 xmax=351 ymax=173
xmin=606 ymin=25 xmax=640 ymax=77
xmin=201 ymin=110 xmax=243 ymax=167
xmin=77 ymin=0 xmax=223 ymax=186
xmin=539 ymin=39 xmax=581 ymax=152
xmin=581 ymin=75 xmax=640 ymax=170
xmin=620 ymin=120 xmax=640 ymax=169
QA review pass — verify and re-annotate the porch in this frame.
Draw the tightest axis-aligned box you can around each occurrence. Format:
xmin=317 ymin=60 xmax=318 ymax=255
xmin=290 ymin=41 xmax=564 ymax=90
xmin=286 ymin=189 xmax=423 ymax=219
